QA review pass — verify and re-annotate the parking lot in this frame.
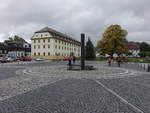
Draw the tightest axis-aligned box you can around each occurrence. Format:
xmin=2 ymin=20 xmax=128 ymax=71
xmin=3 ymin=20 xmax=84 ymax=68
xmin=0 ymin=61 xmax=150 ymax=113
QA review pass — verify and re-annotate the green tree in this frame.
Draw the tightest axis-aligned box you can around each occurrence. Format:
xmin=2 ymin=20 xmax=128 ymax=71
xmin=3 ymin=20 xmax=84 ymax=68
xmin=85 ymin=38 xmax=96 ymax=60
xmin=4 ymin=35 xmax=27 ymax=43
xmin=97 ymin=24 xmax=128 ymax=56
xmin=139 ymin=51 xmax=150 ymax=57
xmin=139 ymin=42 xmax=150 ymax=52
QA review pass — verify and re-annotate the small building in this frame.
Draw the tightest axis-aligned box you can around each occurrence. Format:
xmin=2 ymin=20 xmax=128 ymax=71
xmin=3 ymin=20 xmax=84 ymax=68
xmin=31 ymin=27 xmax=81 ymax=59
xmin=125 ymin=43 xmax=140 ymax=57
xmin=7 ymin=42 xmax=31 ymax=57
xmin=0 ymin=43 xmax=8 ymax=57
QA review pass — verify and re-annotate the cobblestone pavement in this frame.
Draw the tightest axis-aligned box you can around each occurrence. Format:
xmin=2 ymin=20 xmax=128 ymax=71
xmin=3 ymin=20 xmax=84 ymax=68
xmin=0 ymin=79 xmax=140 ymax=113
xmin=0 ymin=61 xmax=150 ymax=113
xmin=0 ymin=67 xmax=24 ymax=80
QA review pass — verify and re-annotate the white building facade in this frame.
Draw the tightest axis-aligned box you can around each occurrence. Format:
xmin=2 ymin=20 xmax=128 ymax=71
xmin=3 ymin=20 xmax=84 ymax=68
xmin=31 ymin=27 xmax=81 ymax=59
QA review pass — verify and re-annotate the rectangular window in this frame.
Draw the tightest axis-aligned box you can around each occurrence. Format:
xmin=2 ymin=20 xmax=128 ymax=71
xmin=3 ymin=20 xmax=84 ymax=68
xmin=34 ymin=45 xmax=36 ymax=49
xmin=43 ymin=39 xmax=45 ymax=43
xmin=38 ymin=40 xmax=40 ymax=43
xmin=48 ymin=52 xmax=50 ymax=56
xmin=34 ymin=40 xmax=36 ymax=43
xmin=38 ymin=53 xmax=40 ymax=56
xmin=55 ymin=45 xmax=57 ymax=49
xmin=43 ymin=52 xmax=45 ymax=56
xmin=55 ymin=40 xmax=57 ymax=43
xmin=48 ymin=39 xmax=50 ymax=42
xmin=38 ymin=45 xmax=40 ymax=49
xmin=48 ymin=45 xmax=50 ymax=48
xmin=43 ymin=45 xmax=45 ymax=48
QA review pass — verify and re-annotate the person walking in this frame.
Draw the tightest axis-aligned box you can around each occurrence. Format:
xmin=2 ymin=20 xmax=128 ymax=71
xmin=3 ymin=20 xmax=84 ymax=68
xmin=107 ymin=57 xmax=112 ymax=66
xmin=117 ymin=56 xmax=121 ymax=67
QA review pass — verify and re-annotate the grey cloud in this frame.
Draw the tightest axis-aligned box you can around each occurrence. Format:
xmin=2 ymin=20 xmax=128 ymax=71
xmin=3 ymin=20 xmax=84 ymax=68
xmin=0 ymin=0 xmax=150 ymax=44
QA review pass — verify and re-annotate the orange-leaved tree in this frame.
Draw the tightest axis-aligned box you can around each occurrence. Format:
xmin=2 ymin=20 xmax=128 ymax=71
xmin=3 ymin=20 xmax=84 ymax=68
xmin=97 ymin=24 xmax=128 ymax=57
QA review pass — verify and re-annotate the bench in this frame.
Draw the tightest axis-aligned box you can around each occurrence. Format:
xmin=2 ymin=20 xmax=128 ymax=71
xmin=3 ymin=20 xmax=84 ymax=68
xmin=67 ymin=64 xmax=95 ymax=70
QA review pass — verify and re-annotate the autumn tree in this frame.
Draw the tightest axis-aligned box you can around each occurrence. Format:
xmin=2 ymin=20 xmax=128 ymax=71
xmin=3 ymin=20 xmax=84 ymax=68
xmin=85 ymin=38 xmax=96 ymax=60
xmin=97 ymin=24 xmax=128 ymax=57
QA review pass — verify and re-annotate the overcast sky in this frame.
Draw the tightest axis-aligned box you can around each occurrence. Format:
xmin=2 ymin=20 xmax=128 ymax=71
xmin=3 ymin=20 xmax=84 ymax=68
xmin=0 ymin=0 xmax=150 ymax=44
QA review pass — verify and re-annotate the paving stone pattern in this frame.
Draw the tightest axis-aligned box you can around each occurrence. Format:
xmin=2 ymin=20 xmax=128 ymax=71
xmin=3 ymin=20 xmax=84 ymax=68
xmin=99 ymin=77 xmax=150 ymax=113
xmin=0 ymin=61 xmax=150 ymax=113
xmin=0 ymin=79 xmax=138 ymax=113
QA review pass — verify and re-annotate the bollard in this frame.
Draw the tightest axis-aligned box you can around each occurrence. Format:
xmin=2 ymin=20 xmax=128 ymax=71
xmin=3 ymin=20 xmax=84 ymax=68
xmin=142 ymin=63 xmax=144 ymax=70
xmin=68 ymin=60 xmax=72 ymax=70
xmin=148 ymin=65 xmax=150 ymax=72
xmin=145 ymin=64 xmax=148 ymax=71
xmin=68 ymin=60 xmax=71 ymax=66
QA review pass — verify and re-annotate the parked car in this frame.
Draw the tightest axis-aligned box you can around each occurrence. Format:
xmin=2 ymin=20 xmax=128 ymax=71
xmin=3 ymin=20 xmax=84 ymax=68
xmin=0 ymin=57 xmax=3 ymax=62
xmin=6 ymin=57 xmax=14 ymax=62
xmin=22 ymin=57 xmax=32 ymax=61
xmin=0 ymin=57 xmax=7 ymax=63
xmin=15 ymin=57 xmax=22 ymax=61
xmin=63 ymin=57 xmax=72 ymax=61
xmin=34 ymin=58 xmax=45 ymax=61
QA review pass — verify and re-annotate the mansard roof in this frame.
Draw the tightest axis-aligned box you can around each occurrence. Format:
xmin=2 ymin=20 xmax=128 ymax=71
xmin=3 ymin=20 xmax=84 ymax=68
xmin=34 ymin=27 xmax=80 ymax=44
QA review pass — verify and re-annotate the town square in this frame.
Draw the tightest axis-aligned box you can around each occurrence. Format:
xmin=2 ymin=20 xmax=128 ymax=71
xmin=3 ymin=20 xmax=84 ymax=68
xmin=0 ymin=0 xmax=150 ymax=113
xmin=0 ymin=60 xmax=150 ymax=113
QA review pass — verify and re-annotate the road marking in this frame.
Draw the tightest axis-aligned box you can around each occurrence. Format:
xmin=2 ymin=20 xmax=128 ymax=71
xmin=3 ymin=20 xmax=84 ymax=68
xmin=0 ymin=78 xmax=63 ymax=101
xmin=93 ymin=79 xmax=144 ymax=113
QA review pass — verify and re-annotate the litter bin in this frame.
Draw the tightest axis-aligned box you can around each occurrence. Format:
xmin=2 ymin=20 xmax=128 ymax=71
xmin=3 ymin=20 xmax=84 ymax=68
xmin=148 ymin=65 xmax=150 ymax=72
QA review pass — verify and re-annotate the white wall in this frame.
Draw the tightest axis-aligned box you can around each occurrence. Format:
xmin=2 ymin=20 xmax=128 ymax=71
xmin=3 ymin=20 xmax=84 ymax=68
xmin=31 ymin=32 xmax=81 ymax=57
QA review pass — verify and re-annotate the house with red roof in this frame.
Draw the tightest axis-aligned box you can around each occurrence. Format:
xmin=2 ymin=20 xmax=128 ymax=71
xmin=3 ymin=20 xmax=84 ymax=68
xmin=125 ymin=42 xmax=140 ymax=57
